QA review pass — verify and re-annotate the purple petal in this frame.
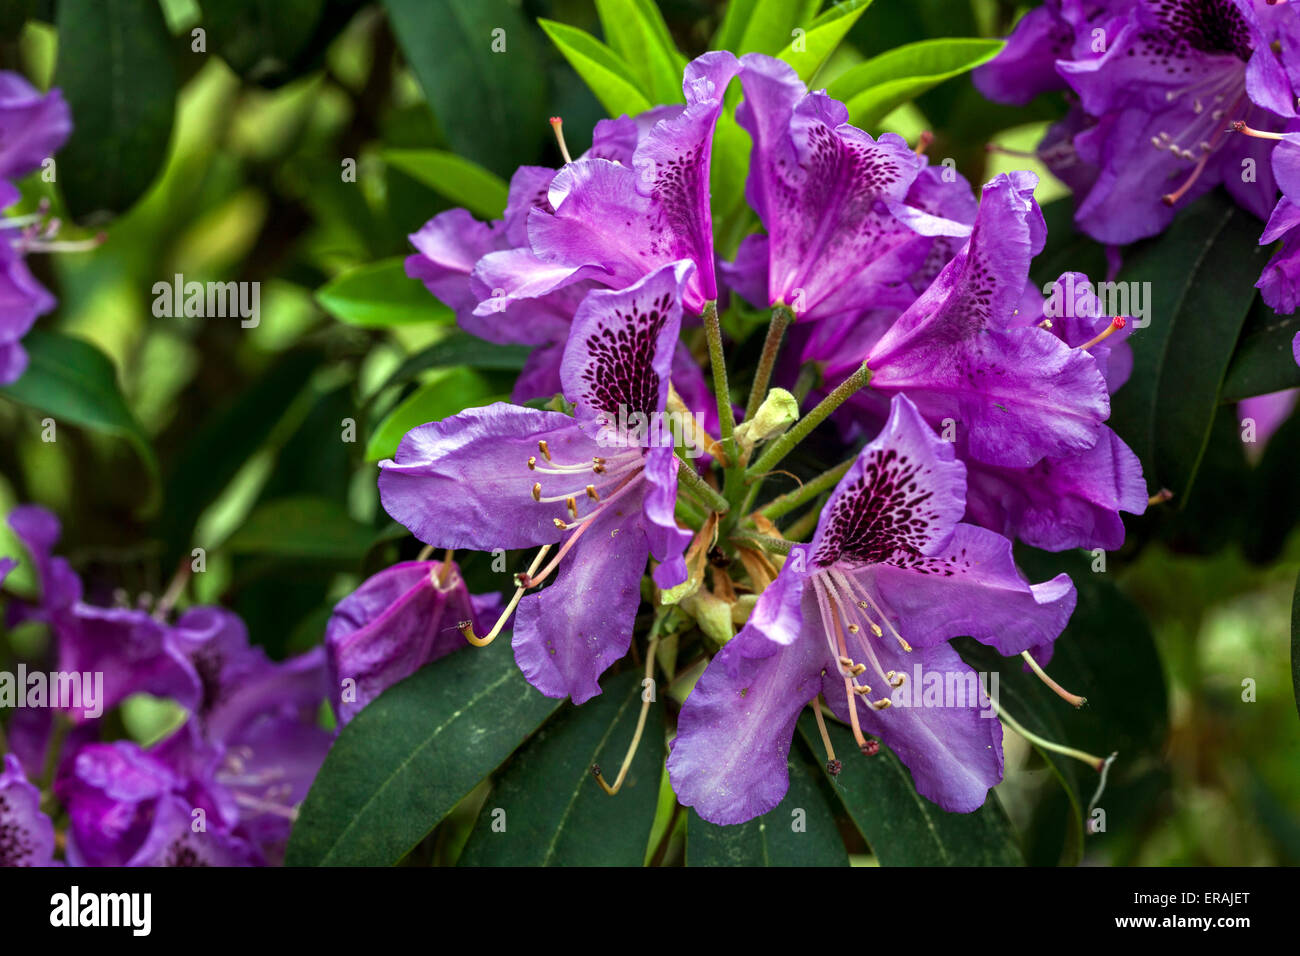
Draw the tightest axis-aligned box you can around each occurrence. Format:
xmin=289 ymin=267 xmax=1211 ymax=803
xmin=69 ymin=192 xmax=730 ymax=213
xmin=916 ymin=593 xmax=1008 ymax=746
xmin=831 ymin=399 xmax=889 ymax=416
xmin=0 ymin=72 xmax=71 ymax=182
xmin=0 ymin=754 xmax=58 ymax=866
xmin=644 ymin=445 xmax=690 ymax=589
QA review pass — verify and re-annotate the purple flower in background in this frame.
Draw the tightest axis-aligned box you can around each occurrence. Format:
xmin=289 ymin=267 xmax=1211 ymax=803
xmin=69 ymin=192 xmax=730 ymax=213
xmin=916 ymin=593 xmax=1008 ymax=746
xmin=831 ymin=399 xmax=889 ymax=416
xmin=0 ymin=72 xmax=70 ymax=386
xmin=864 ymin=173 xmax=1111 ymax=469
xmin=57 ymin=741 xmax=262 ymax=867
xmin=380 ymin=262 xmax=694 ymax=703
xmin=976 ymin=0 xmax=1297 ymax=245
xmin=666 ymin=394 xmax=1076 ymax=824
xmin=6 ymin=506 xmax=201 ymax=720
xmin=722 ymin=54 xmax=972 ymax=323
xmin=1240 ymin=129 xmax=1300 ymax=365
xmin=0 ymin=754 xmax=58 ymax=866
xmin=325 ymin=558 xmax=502 ymax=724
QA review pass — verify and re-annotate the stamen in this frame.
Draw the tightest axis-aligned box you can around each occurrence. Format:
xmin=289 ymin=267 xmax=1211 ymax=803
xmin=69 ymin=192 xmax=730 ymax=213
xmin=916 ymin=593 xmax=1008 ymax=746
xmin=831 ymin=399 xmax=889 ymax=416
xmin=1161 ymin=151 xmax=1212 ymax=206
xmin=810 ymin=696 xmax=840 ymax=776
xmin=549 ymin=116 xmax=573 ymax=164
xmin=1078 ymin=316 xmax=1126 ymax=352
xmin=914 ymin=130 xmax=933 ymax=155
xmin=586 ymin=485 xmax=599 ymax=501
xmin=458 ymin=545 xmax=553 ymax=646
xmin=528 ymin=456 xmax=537 ymax=470
xmin=1230 ymin=119 xmax=1287 ymax=141
xmin=538 ymin=439 xmax=552 ymax=461
xmin=1020 ymin=650 xmax=1087 ymax=707
xmin=532 ymin=482 xmax=542 ymax=501
xmin=1148 ymin=488 xmax=1174 ymax=506
xmin=566 ymin=496 xmax=578 ymax=518
xmin=594 ymin=620 xmax=663 ymax=795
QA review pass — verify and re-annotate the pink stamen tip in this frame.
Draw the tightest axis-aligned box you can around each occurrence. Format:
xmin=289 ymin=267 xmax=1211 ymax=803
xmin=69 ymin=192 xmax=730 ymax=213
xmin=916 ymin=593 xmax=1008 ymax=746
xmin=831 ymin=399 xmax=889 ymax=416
xmin=1112 ymin=317 xmax=1126 ymax=329
xmin=549 ymin=116 xmax=562 ymax=126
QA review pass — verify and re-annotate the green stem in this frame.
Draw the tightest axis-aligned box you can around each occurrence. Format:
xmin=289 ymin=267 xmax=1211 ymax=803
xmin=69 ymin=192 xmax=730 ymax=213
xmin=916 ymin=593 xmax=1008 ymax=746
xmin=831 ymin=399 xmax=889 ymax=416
xmin=744 ymin=304 xmax=794 ymax=422
xmin=757 ymin=455 xmax=857 ymax=521
xmin=701 ymin=300 xmax=735 ymax=443
xmin=781 ymin=505 xmax=822 ymax=543
xmin=730 ymin=530 xmax=794 ymax=555
xmin=39 ymin=715 xmax=70 ymax=791
xmin=676 ymin=455 xmax=730 ymax=514
xmin=746 ymin=363 xmax=873 ymax=481
xmin=792 ymin=361 xmax=822 ymax=404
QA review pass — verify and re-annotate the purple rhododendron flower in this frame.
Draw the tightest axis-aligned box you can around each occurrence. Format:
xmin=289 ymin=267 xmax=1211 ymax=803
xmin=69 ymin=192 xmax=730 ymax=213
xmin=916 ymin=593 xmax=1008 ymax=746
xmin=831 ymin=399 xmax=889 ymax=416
xmin=0 ymin=753 xmax=59 ymax=866
xmin=722 ymin=54 xmax=973 ymax=323
xmin=863 ymin=172 xmax=1111 ymax=469
xmin=6 ymin=506 xmax=202 ymax=719
xmin=379 ymin=261 xmax=694 ymax=703
xmin=0 ymin=71 xmax=70 ymax=183
xmin=1246 ymin=131 xmax=1300 ymax=366
xmin=975 ymin=0 xmax=1295 ymax=245
xmin=325 ymin=558 xmax=503 ymax=724
xmin=57 ymin=741 xmax=262 ymax=867
xmin=667 ymin=394 xmax=1076 ymax=824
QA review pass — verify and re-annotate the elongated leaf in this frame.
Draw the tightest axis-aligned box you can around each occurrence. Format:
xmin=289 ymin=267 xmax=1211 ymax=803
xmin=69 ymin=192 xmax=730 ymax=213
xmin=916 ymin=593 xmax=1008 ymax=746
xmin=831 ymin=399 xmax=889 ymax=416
xmin=287 ymin=644 xmax=564 ymax=866
xmin=795 ymin=713 xmax=1023 ymax=866
xmin=381 ymin=149 xmax=509 ymax=220
xmin=54 ymin=0 xmax=176 ymax=217
xmin=365 ymin=367 xmax=497 ymax=461
xmin=712 ymin=0 xmax=821 ymax=56
xmin=1108 ymin=191 xmax=1267 ymax=504
xmin=317 ymin=258 xmax=454 ymax=328
xmin=0 ymin=330 xmax=157 ymax=483
xmin=686 ymin=744 xmax=848 ymax=866
xmin=199 ymin=0 xmax=325 ymax=85
xmin=1244 ymin=411 xmax=1300 ymax=563
xmin=1221 ymin=296 xmax=1300 ymax=402
xmin=539 ymin=19 xmax=652 ymax=119
xmin=828 ymin=37 xmax=1005 ymax=129
xmin=458 ymin=670 xmax=664 ymax=865
xmin=224 ymin=496 xmax=375 ymax=560
xmin=383 ymin=0 xmax=545 ymax=179
xmin=367 ymin=331 xmax=531 ymax=405
xmin=778 ymin=0 xmax=874 ymax=83
xmin=595 ymin=0 xmax=686 ymax=105
xmin=1292 ymin=571 xmax=1300 ymax=722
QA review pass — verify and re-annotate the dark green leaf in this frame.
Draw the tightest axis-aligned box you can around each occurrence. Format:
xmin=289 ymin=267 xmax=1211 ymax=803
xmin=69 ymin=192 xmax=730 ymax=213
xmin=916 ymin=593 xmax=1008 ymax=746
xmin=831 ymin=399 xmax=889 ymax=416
xmin=1292 ymin=570 xmax=1300 ymax=723
xmin=1221 ymin=296 xmax=1300 ymax=402
xmin=316 ymin=258 xmax=454 ymax=328
xmin=458 ymin=669 xmax=664 ymax=865
xmin=286 ymin=644 xmax=563 ymax=866
xmin=796 ymin=713 xmax=1023 ymax=866
xmin=0 ymin=330 xmax=157 ymax=486
xmin=686 ymin=744 xmax=849 ymax=866
xmin=224 ymin=496 xmax=375 ymax=560
xmin=380 ymin=149 xmax=509 ymax=219
xmin=1108 ymin=191 xmax=1267 ymax=504
xmin=368 ymin=331 xmax=532 ymax=404
xmin=54 ymin=0 xmax=177 ymax=218
xmin=199 ymin=0 xmax=325 ymax=85
xmin=384 ymin=0 xmax=546 ymax=179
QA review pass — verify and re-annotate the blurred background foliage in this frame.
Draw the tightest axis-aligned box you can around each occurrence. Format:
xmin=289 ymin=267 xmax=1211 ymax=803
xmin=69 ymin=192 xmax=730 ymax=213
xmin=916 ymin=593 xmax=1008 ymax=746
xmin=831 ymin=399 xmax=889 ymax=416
xmin=0 ymin=0 xmax=1296 ymax=865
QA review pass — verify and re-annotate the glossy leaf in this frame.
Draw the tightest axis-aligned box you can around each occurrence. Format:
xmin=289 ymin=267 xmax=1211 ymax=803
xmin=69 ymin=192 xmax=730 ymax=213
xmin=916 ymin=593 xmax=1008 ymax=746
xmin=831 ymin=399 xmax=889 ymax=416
xmin=383 ymin=0 xmax=546 ymax=179
xmin=827 ymin=37 xmax=1005 ymax=129
xmin=458 ymin=669 xmax=664 ymax=865
xmin=796 ymin=713 xmax=1023 ymax=866
xmin=286 ymin=644 xmax=564 ymax=866
xmin=224 ymin=496 xmax=376 ymax=560
xmin=365 ymin=367 xmax=498 ymax=461
xmin=1108 ymin=191 xmax=1267 ymax=504
xmin=538 ymin=19 xmax=653 ymax=119
xmin=778 ymin=0 xmax=874 ymax=83
xmin=1221 ymin=297 xmax=1300 ymax=402
xmin=685 ymin=744 xmax=848 ymax=866
xmin=595 ymin=0 xmax=686 ymax=105
xmin=316 ymin=258 xmax=455 ymax=328
xmin=53 ymin=0 xmax=177 ymax=218
xmin=712 ymin=0 xmax=820 ymax=56
xmin=381 ymin=149 xmax=509 ymax=220
xmin=199 ymin=0 xmax=326 ymax=85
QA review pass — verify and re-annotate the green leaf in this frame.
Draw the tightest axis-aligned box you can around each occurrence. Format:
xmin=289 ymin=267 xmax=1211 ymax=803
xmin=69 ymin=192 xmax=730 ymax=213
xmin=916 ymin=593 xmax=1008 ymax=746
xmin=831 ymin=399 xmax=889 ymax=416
xmin=380 ymin=149 xmax=509 ymax=220
xmin=316 ymin=258 xmax=454 ymax=328
xmin=712 ymin=0 xmax=821 ymax=56
xmin=778 ymin=0 xmax=875 ymax=83
xmin=199 ymin=0 xmax=326 ymax=85
xmin=365 ymin=367 xmax=497 ymax=461
xmin=1221 ymin=296 xmax=1300 ymax=402
xmin=383 ymin=0 xmax=545 ymax=180
xmin=827 ymin=37 xmax=1006 ymax=129
xmin=458 ymin=669 xmax=665 ymax=865
xmin=367 ymin=331 xmax=531 ymax=405
xmin=595 ymin=0 xmax=687 ymax=105
xmin=686 ymin=745 xmax=849 ymax=866
xmin=53 ymin=0 xmax=177 ymax=218
xmin=286 ymin=644 xmax=563 ymax=866
xmin=538 ymin=19 xmax=652 ymax=119
xmin=1292 ymin=571 xmax=1300 ymax=723
xmin=0 ymin=330 xmax=157 ymax=486
xmin=795 ymin=713 xmax=1023 ymax=866
xmin=1109 ymin=191 xmax=1268 ymax=504
xmin=224 ymin=496 xmax=376 ymax=560
xmin=1030 ymin=198 xmax=1108 ymax=291
xmin=1243 ymin=411 xmax=1300 ymax=563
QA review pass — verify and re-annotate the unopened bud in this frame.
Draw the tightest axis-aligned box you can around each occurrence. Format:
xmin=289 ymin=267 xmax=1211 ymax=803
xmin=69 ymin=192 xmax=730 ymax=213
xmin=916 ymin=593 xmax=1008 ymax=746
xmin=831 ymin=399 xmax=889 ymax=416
xmin=734 ymin=388 xmax=799 ymax=453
